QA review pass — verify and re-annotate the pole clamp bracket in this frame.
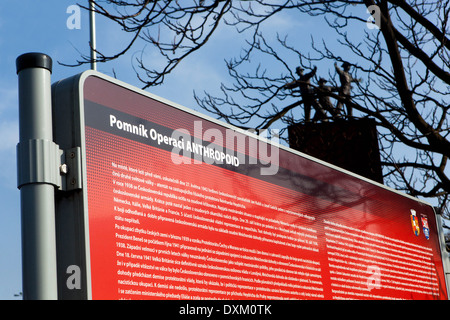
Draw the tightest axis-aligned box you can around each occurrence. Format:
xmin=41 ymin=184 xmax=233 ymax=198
xmin=17 ymin=139 xmax=62 ymax=189
xmin=17 ymin=140 xmax=82 ymax=191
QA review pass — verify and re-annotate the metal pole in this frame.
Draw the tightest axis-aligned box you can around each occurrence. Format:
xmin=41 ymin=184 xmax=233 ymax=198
xmin=89 ymin=0 xmax=97 ymax=70
xmin=16 ymin=53 xmax=59 ymax=300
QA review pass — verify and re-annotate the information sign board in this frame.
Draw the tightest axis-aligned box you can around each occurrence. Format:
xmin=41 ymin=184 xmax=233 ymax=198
xmin=53 ymin=71 xmax=449 ymax=300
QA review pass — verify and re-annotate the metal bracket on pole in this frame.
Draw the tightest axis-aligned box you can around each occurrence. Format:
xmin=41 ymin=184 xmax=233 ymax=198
xmin=17 ymin=141 xmax=82 ymax=192
xmin=60 ymin=147 xmax=82 ymax=191
xmin=17 ymin=139 xmax=62 ymax=189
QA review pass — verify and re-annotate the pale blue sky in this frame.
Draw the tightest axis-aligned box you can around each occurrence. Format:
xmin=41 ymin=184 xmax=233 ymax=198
xmin=0 ymin=1 xmax=442 ymax=300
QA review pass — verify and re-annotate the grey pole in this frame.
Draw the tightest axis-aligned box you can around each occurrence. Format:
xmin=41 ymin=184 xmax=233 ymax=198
xmin=89 ymin=0 xmax=97 ymax=71
xmin=16 ymin=53 xmax=59 ymax=300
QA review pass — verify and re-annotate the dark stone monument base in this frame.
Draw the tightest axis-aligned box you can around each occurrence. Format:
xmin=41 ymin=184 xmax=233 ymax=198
xmin=288 ymin=118 xmax=383 ymax=184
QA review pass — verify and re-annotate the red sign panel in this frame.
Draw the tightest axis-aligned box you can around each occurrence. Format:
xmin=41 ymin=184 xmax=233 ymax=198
xmin=82 ymin=74 xmax=448 ymax=300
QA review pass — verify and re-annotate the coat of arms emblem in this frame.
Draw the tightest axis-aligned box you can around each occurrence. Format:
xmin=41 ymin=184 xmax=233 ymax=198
xmin=410 ymin=209 xmax=420 ymax=236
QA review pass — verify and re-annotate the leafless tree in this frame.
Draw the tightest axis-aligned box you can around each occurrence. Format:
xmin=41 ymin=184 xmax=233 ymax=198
xmin=73 ymin=1 xmax=450 ymax=215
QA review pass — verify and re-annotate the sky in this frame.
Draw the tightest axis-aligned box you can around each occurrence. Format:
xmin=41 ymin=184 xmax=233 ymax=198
xmin=0 ymin=1 xmax=445 ymax=300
